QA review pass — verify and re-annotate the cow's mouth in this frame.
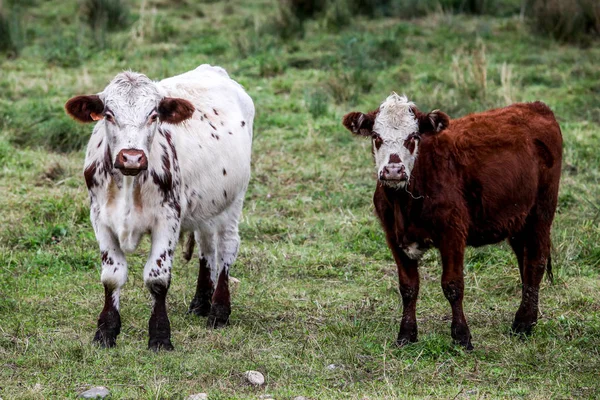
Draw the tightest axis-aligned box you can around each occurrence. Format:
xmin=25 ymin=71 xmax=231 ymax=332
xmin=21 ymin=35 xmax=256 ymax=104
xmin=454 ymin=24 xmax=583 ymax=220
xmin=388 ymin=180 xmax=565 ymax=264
xmin=120 ymin=168 xmax=144 ymax=176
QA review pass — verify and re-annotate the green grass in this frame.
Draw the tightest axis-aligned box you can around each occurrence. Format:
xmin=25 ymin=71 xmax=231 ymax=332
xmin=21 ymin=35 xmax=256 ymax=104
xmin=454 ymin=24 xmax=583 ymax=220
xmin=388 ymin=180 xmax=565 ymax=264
xmin=0 ymin=1 xmax=599 ymax=398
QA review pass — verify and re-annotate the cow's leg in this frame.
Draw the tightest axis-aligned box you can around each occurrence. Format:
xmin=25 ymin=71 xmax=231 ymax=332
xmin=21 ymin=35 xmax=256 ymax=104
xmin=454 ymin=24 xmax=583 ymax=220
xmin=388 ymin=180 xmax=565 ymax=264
xmin=188 ymin=229 xmax=217 ymax=317
xmin=509 ymin=233 xmax=526 ymax=281
xmin=93 ymin=227 xmax=127 ymax=348
xmin=208 ymin=200 xmax=243 ymax=329
xmin=388 ymin=244 xmax=420 ymax=346
xmin=439 ymin=239 xmax=472 ymax=350
xmin=144 ymin=224 xmax=178 ymax=351
xmin=512 ymin=214 xmax=552 ymax=335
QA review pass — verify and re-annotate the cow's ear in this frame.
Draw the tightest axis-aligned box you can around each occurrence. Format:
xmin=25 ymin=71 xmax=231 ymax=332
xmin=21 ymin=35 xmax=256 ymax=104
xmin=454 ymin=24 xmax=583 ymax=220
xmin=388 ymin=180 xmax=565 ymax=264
xmin=158 ymin=97 xmax=195 ymax=124
xmin=65 ymin=95 xmax=104 ymax=123
xmin=415 ymin=108 xmax=450 ymax=134
xmin=342 ymin=110 xmax=377 ymax=136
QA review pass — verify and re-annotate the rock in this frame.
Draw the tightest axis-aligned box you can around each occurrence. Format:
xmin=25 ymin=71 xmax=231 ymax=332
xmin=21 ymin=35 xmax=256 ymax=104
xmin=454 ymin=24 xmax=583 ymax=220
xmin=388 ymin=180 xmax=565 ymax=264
xmin=230 ymin=276 xmax=241 ymax=284
xmin=78 ymin=386 xmax=110 ymax=399
xmin=258 ymin=395 xmax=273 ymax=399
xmin=326 ymin=364 xmax=337 ymax=370
xmin=244 ymin=370 xmax=265 ymax=386
xmin=293 ymin=397 xmax=308 ymax=400
xmin=186 ymin=394 xmax=208 ymax=400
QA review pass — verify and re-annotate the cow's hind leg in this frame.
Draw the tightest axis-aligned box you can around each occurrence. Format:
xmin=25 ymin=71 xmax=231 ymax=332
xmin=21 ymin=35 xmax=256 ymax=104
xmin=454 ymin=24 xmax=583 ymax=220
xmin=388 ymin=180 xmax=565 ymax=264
xmin=208 ymin=199 xmax=243 ymax=329
xmin=188 ymin=229 xmax=217 ymax=317
xmin=512 ymin=213 xmax=553 ymax=335
xmin=145 ymin=225 xmax=178 ymax=351
xmin=93 ymin=227 xmax=127 ymax=348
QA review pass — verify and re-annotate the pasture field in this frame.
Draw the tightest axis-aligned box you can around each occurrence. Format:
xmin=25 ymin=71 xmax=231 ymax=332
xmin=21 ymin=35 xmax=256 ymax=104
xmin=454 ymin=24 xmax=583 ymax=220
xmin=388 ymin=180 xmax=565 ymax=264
xmin=0 ymin=0 xmax=599 ymax=398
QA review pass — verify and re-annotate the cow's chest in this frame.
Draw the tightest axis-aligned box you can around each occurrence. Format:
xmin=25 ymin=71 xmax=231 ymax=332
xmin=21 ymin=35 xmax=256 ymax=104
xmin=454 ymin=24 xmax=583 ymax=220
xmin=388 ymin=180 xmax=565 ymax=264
xmin=96 ymin=178 xmax=157 ymax=253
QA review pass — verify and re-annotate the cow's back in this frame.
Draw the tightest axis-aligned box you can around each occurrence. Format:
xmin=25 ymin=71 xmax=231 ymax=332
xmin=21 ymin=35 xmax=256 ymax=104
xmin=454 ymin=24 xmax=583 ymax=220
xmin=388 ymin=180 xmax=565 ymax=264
xmin=157 ymin=65 xmax=254 ymax=226
xmin=418 ymin=102 xmax=562 ymax=246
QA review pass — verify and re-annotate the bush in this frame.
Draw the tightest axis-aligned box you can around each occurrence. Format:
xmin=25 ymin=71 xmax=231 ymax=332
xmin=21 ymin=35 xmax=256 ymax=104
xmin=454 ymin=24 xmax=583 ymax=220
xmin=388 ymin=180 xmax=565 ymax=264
xmin=0 ymin=6 xmax=25 ymax=56
xmin=79 ymin=0 xmax=130 ymax=46
xmin=528 ymin=0 xmax=600 ymax=43
xmin=42 ymin=29 xmax=91 ymax=68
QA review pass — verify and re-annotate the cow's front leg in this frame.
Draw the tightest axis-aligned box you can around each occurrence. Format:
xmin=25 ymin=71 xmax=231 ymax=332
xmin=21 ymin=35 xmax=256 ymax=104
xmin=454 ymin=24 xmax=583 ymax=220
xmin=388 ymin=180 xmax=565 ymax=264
xmin=439 ymin=238 xmax=473 ymax=350
xmin=144 ymin=225 xmax=178 ymax=351
xmin=93 ymin=226 xmax=127 ymax=348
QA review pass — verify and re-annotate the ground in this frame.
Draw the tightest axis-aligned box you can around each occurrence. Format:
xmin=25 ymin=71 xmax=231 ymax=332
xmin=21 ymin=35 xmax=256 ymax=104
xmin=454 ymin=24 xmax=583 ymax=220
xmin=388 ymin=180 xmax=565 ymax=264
xmin=0 ymin=0 xmax=599 ymax=398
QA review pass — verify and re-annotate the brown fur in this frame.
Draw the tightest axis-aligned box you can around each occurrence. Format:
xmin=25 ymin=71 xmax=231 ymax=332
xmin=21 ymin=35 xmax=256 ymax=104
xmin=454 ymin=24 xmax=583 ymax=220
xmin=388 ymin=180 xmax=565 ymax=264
xmin=65 ymin=95 xmax=104 ymax=123
xmin=348 ymin=101 xmax=562 ymax=349
xmin=158 ymin=97 xmax=195 ymax=124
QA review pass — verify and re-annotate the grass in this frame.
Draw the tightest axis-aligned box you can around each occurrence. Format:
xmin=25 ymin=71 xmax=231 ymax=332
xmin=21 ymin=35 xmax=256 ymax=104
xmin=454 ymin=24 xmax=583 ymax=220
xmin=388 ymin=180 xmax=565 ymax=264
xmin=0 ymin=0 xmax=599 ymax=398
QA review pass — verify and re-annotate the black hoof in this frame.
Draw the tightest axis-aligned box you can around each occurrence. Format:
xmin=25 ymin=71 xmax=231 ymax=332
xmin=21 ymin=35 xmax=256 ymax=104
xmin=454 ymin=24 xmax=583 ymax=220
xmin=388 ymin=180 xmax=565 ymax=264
xmin=188 ymin=302 xmax=211 ymax=317
xmin=396 ymin=325 xmax=418 ymax=347
xmin=206 ymin=304 xmax=230 ymax=329
xmin=511 ymin=320 xmax=535 ymax=336
xmin=454 ymin=338 xmax=474 ymax=351
xmin=396 ymin=336 xmax=418 ymax=347
xmin=148 ymin=337 xmax=174 ymax=351
xmin=451 ymin=323 xmax=473 ymax=350
xmin=93 ymin=329 xmax=118 ymax=348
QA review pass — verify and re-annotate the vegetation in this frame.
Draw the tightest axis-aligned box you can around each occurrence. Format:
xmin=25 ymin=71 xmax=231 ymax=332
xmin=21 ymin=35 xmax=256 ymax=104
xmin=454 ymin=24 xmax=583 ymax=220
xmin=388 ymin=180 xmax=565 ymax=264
xmin=0 ymin=0 xmax=599 ymax=398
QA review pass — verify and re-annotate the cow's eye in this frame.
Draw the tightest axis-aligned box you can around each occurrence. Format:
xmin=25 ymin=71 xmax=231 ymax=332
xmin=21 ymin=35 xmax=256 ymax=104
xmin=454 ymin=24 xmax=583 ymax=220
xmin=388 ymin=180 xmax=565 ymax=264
xmin=104 ymin=113 xmax=115 ymax=123
xmin=149 ymin=113 xmax=158 ymax=124
xmin=373 ymin=136 xmax=383 ymax=150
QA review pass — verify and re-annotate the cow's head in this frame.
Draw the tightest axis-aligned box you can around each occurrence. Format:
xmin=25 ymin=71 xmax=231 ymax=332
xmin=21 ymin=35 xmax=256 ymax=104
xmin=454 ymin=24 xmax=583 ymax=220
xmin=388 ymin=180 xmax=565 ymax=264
xmin=342 ymin=93 xmax=449 ymax=189
xmin=65 ymin=72 xmax=194 ymax=176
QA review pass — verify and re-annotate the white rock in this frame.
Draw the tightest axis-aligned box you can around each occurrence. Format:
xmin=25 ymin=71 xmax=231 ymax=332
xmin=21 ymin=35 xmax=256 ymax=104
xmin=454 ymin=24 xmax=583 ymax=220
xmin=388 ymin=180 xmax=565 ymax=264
xmin=230 ymin=276 xmax=240 ymax=284
xmin=79 ymin=387 xmax=110 ymax=399
xmin=259 ymin=395 xmax=273 ymax=399
xmin=294 ymin=397 xmax=308 ymax=400
xmin=244 ymin=370 xmax=265 ymax=386
xmin=326 ymin=364 xmax=337 ymax=370
xmin=186 ymin=394 xmax=208 ymax=400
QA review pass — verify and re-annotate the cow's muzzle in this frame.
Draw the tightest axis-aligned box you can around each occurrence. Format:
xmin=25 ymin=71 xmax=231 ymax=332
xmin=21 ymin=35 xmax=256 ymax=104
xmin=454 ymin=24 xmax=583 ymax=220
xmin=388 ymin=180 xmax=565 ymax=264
xmin=380 ymin=163 xmax=407 ymax=182
xmin=114 ymin=149 xmax=148 ymax=176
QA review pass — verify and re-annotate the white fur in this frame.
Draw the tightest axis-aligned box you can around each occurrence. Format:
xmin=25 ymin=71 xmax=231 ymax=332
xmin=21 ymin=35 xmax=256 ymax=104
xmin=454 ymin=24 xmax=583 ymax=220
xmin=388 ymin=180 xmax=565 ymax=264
xmin=373 ymin=93 xmax=420 ymax=189
xmin=84 ymin=64 xmax=253 ymax=303
xmin=403 ymin=242 xmax=424 ymax=260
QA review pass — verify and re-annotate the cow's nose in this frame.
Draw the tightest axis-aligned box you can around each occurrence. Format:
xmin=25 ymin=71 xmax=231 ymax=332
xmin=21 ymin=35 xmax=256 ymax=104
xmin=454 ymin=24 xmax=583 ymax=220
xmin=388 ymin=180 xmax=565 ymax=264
xmin=380 ymin=163 xmax=406 ymax=181
xmin=114 ymin=149 xmax=148 ymax=176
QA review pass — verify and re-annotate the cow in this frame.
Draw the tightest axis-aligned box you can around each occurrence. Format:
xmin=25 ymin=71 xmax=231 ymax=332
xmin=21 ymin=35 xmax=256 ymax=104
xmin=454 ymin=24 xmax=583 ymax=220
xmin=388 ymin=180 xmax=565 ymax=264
xmin=65 ymin=64 xmax=254 ymax=351
xmin=342 ymin=93 xmax=562 ymax=349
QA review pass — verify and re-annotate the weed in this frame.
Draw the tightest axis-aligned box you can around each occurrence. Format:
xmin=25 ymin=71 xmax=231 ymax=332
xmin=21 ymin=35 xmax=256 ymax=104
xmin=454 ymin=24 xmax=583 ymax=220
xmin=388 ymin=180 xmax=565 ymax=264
xmin=528 ymin=0 xmax=600 ymax=43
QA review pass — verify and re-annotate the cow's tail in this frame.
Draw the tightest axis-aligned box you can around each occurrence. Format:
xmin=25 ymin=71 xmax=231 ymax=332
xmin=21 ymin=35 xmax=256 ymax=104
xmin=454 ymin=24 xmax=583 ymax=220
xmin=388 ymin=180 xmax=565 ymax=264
xmin=546 ymin=254 xmax=554 ymax=284
xmin=182 ymin=232 xmax=195 ymax=263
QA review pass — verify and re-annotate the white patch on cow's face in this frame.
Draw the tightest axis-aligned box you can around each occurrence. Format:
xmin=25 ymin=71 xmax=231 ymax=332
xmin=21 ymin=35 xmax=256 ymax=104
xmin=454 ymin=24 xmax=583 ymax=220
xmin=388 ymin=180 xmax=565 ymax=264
xmin=372 ymin=93 xmax=420 ymax=189
xmin=99 ymin=72 xmax=162 ymax=164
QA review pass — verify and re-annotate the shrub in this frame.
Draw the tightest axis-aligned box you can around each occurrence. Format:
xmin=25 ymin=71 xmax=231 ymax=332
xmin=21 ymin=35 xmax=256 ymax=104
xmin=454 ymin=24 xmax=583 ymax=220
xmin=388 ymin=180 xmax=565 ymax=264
xmin=528 ymin=0 xmax=600 ymax=43
xmin=0 ymin=6 xmax=25 ymax=56
xmin=42 ymin=29 xmax=90 ymax=68
xmin=79 ymin=0 xmax=130 ymax=46
xmin=305 ymin=90 xmax=329 ymax=119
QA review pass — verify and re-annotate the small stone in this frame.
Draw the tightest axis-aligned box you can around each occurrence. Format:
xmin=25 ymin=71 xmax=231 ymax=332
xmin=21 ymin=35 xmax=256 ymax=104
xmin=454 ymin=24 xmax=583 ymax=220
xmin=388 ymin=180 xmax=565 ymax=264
xmin=230 ymin=276 xmax=240 ymax=284
xmin=186 ymin=394 xmax=208 ymax=400
xmin=79 ymin=386 xmax=110 ymax=399
xmin=259 ymin=395 xmax=273 ymax=399
xmin=326 ymin=364 xmax=337 ymax=370
xmin=244 ymin=370 xmax=265 ymax=386
xmin=293 ymin=397 xmax=308 ymax=400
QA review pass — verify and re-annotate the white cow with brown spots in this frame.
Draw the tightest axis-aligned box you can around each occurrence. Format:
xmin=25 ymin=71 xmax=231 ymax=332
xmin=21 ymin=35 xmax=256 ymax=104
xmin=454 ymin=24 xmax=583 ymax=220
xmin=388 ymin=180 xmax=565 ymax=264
xmin=65 ymin=64 xmax=254 ymax=350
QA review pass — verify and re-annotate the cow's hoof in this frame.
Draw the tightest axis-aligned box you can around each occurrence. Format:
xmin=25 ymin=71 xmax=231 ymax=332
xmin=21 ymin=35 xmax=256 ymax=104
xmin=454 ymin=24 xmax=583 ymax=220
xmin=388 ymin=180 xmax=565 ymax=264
xmin=188 ymin=298 xmax=211 ymax=317
xmin=148 ymin=337 xmax=174 ymax=352
xmin=206 ymin=304 xmax=230 ymax=329
xmin=396 ymin=336 xmax=418 ymax=347
xmin=396 ymin=326 xmax=418 ymax=347
xmin=511 ymin=320 xmax=535 ymax=336
xmin=93 ymin=330 xmax=117 ymax=348
xmin=455 ymin=338 xmax=474 ymax=351
xmin=451 ymin=323 xmax=473 ymax=350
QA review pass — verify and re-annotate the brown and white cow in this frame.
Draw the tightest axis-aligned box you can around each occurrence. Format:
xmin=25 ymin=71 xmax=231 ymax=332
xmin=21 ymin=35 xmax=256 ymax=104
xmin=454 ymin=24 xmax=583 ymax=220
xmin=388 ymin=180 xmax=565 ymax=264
xmin=343 ymin=93 xmax=562 ymax=349
xmin=65 ymin=65 xmax=254 ymax=350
